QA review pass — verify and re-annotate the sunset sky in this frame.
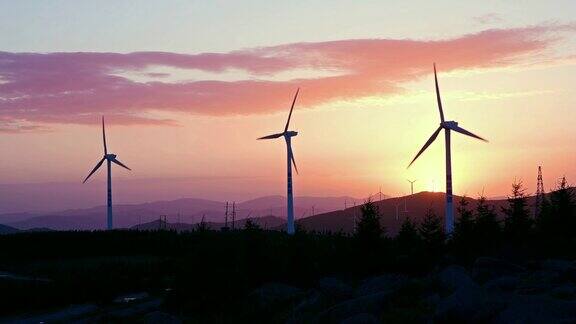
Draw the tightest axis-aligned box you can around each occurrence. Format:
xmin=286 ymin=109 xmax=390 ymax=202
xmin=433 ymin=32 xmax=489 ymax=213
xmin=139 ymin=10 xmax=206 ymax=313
xmin=0 ymin=0 xmax=575 ymax=209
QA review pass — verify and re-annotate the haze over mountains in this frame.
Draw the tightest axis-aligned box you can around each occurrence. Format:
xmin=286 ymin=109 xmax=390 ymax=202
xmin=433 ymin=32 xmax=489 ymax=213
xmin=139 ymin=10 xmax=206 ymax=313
xmin=130 ymin=192 xmax=548 ymax=236
xmin=1 ymin=190 xmax=538 ymax=235
xmin=3 ymin=195 xmax=362 ymax=231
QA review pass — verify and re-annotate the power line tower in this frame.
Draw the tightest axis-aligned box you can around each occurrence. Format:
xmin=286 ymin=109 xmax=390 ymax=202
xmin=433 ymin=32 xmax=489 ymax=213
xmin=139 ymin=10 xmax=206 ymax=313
xmin=535 ymin=165 xmax=545 ymax=217
xmin=231 ymin=202 xmax=236 ymax=230
xmin=224 ymin=202 xmax=229 ymax=229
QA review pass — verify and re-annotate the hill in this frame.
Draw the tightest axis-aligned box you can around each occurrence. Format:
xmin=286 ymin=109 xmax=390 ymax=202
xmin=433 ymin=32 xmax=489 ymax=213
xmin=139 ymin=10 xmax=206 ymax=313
xmin=0 ymin=224 xmax=20 ymax=234
xmin=8 ymin=196 xmax=358 ymax=230
xmin=297 ymin=191 xmax=516 ymax=235
xmin=130 ymin=215 xmax=285 ymax=231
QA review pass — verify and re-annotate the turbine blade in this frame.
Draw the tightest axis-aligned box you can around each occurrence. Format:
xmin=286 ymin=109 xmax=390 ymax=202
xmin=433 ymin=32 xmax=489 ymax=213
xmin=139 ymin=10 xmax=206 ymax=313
xmin=448 ymin=124 xmax=488 ymax=142
xmin=102 ymin=116 xmax=108 ymax=155
xmin=112 ymin=158 xmax=131 ymax=171
xmin=289 ymin=145 xmax=299 ymax=175
xmin=83 ymin=158 xmax=105 ymax=183
xmin=408 ymin=126 xmax=442 ymax=168
xmin=284 ymin=88 xmax=300 ymax=132
xmin=433 ymin=63 xmax=445 ymax=123
xmin=257 ymin=132 xmax=284 ymax=140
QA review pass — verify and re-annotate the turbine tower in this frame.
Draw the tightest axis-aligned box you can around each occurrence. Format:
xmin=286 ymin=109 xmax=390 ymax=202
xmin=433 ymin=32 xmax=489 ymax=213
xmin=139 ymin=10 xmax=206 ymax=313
xmin=407 ymin=179 xmax=417 ymax=195
xmin=408 ymin=64 xmax=487 ymax=234
xmin=83 ymin=116 xmax=131 ymax=230
xmin=258 ymin=88 xmax=300 ymax=235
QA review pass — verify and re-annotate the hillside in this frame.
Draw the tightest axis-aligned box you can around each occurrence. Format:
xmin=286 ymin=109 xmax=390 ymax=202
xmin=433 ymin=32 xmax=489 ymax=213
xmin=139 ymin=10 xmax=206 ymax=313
xmin=297 ymin=191 xmax=518 ymax=235
xmin=131 ymin=215 xmax=285 ymax=231
xmin=0 ymin=224 xmax=20 ymax=235
xmin=8 ymin=196 xmax=357 ymax=230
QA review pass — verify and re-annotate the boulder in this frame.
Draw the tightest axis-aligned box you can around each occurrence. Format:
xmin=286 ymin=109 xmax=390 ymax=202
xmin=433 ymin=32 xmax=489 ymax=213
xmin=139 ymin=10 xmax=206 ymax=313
xmin=472 ymin=257 xmax=526 ymax=282
xmin=355 ymin=273 xmax=409 ymax=297
xmin=550 ymin=284 xmax=576 ymax=300
xmin=515 ymin=270 xmax=561 ymax=295
xmin=142 ymin=311 xmax=182 ymax=324
xmin=318 ymin=291 xmax=394 ymax=323
xmin=494 ymin=295 xmax=576 ymax=323
xmin=340 ymin=313 xmax=380 ymax=324
xmin=317 ymin=277 xmax=354 ymax=300
xmin=438 ymin=265 xmax=475 ymax=290
xmin=540 ymin=259 xmax=576 ymax=273
xmin=484 ymin=276 xmax=520 ymax=292
xmin=286 ymin=289 xmax=330 ymax=324
xmin=540 ymin=259 xmax=576 ymax=282
xmin=249 ymin=283 xmax=304 ymax=310
xmin=435 ymin=283 xmax=506 ymax=323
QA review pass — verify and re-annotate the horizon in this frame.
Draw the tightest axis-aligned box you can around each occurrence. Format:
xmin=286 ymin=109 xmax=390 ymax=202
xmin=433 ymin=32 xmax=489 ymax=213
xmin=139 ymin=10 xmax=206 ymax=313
xmin=1 ymin=0 xmax=575 ymax=214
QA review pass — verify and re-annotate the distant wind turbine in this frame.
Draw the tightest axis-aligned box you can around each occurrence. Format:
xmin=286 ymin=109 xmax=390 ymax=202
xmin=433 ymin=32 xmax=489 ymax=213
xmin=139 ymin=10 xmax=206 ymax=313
xmin=407 ymin=179 xmax=417 ymax=195
xmin=408 ymin=64 xmax=488 ymax=234
xmin=258 ymin=88 xmax=300 ymax=235
xmin=83 ymin=117 xmax=132 ymax=230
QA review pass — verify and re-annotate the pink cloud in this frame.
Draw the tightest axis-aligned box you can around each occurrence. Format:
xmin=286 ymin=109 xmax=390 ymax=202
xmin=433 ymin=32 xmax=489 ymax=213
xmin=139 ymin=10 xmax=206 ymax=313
xmin=0 ymin=24 xmax=572 ymax=131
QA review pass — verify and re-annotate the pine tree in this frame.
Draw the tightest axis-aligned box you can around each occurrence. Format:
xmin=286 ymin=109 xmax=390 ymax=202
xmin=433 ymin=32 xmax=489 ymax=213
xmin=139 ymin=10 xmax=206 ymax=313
xmin=549 ymin=177 xmax=575 ymax=237
xmin=355 ymin=199 xmax=384 ymax=243
xmin=419 ymin=208 xmax=445 ymax=254
xmin=244 ymin=218 xmax=261 ymax=231
xmin=474 ymin=195 xmax=501 ymax=242
xmin=502 ymin=180 xmax=532 ymax=238
xmin=396 ymin=217 xmax=420 ymax=252
xmin=453 ymin=196 xmax=475 ymax=244
xmin=536 ymin=193 xmax=553 ymax=235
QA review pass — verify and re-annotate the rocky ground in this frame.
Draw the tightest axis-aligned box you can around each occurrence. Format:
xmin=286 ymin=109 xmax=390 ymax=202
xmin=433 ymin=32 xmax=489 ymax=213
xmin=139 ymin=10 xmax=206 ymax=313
xmin=242 ymin=258 xmax=576 ymax=323
xmin=5 ymin=257 xmax=576 ymax=323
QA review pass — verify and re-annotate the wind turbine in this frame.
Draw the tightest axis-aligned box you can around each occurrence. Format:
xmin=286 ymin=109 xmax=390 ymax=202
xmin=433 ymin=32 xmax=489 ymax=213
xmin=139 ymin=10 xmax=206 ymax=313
xmin=408 ymin=64 xmax=487 ymax=234
xmin=83 ymin=116 xmax=131 ymax=230
xmin=258 ymin=88 xmax=300 ymax=235
xmin=407 ymin=179 xmax=417 ymax=195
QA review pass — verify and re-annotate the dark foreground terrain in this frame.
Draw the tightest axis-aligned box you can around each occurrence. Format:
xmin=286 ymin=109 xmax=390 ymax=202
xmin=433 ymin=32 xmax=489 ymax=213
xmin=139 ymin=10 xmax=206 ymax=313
xmin=2 ymin=231 xmax=576 ymax=323
xmin=1 ymin=183 xmax=574 ymax=323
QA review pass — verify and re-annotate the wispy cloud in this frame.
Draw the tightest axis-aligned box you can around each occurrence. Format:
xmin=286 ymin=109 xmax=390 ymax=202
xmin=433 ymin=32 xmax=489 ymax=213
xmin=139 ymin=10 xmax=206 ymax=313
xmin=473 ymin=13 xmax=504 ymax=25
xmin=0 ymin=24 xmax=573 ymax=132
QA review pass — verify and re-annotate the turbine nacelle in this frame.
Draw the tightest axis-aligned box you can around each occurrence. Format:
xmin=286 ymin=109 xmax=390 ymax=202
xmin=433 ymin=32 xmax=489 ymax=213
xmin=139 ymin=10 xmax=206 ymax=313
xmin=285 ymin=131 xmax=298 ymax=137
xmin=83 ymin=117 xmax=131 ymax=184
xmin=441 ymin=121 xmax=458 ymax=129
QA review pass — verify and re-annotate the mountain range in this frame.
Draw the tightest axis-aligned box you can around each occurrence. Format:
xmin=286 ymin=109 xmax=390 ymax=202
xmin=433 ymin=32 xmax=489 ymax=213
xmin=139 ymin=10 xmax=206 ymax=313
xmin=3 ymin=195 xmax=362 ymax=230
xmin=127 ymin=192 xmax=518 ymax=236
xmin=2 ymin=191 xmax=554 ymax=235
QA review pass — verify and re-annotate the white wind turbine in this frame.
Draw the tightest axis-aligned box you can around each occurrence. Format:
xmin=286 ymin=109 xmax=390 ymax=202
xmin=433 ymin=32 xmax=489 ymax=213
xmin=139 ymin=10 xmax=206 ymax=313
xmin=83 ymin=117 xmax=131 ymax=230
xmin=408 ymin=64 xmax=487 ymax=234
xmin=258 ymin=88 xmax=300 ymax=235
xmin=407 ymin=179 xmax=417 ymax=195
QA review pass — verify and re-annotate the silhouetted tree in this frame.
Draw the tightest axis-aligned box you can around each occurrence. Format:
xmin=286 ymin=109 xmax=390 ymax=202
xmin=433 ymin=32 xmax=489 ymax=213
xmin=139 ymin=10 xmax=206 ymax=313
xmin=453 ymin=196 xmax=475 ymax=243
xmin=474 ymin=195 xmax=501 ymax=247
xmin=502 ymin=180 xmax=532 ymax=238
xmin=396 ymin=217 xmax=420 ymax=252
xmin=244 ymin=218 xmax=261 ymax=231
xmin=355 ymin=199 xmax=384 ymax=243
xmin=536 ymin=193 xmax=553 ymax=236
xmin=548 ymin=177 xmax=576 ymax=237
xmin=419 ymin=208 xmax=445 ymax=255
xmin=195 ymin=216 xmax=209 ymax=232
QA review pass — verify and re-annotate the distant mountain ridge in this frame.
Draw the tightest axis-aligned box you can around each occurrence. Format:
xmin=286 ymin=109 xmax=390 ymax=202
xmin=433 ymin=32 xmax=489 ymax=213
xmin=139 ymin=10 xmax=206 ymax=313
xmin=5 ymin=195 xmax=362 ymax=231
xmin=6 ymin=190 xmax=566 ymax=234
xmin=131 ymin=215 xmax=286 ymax=231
